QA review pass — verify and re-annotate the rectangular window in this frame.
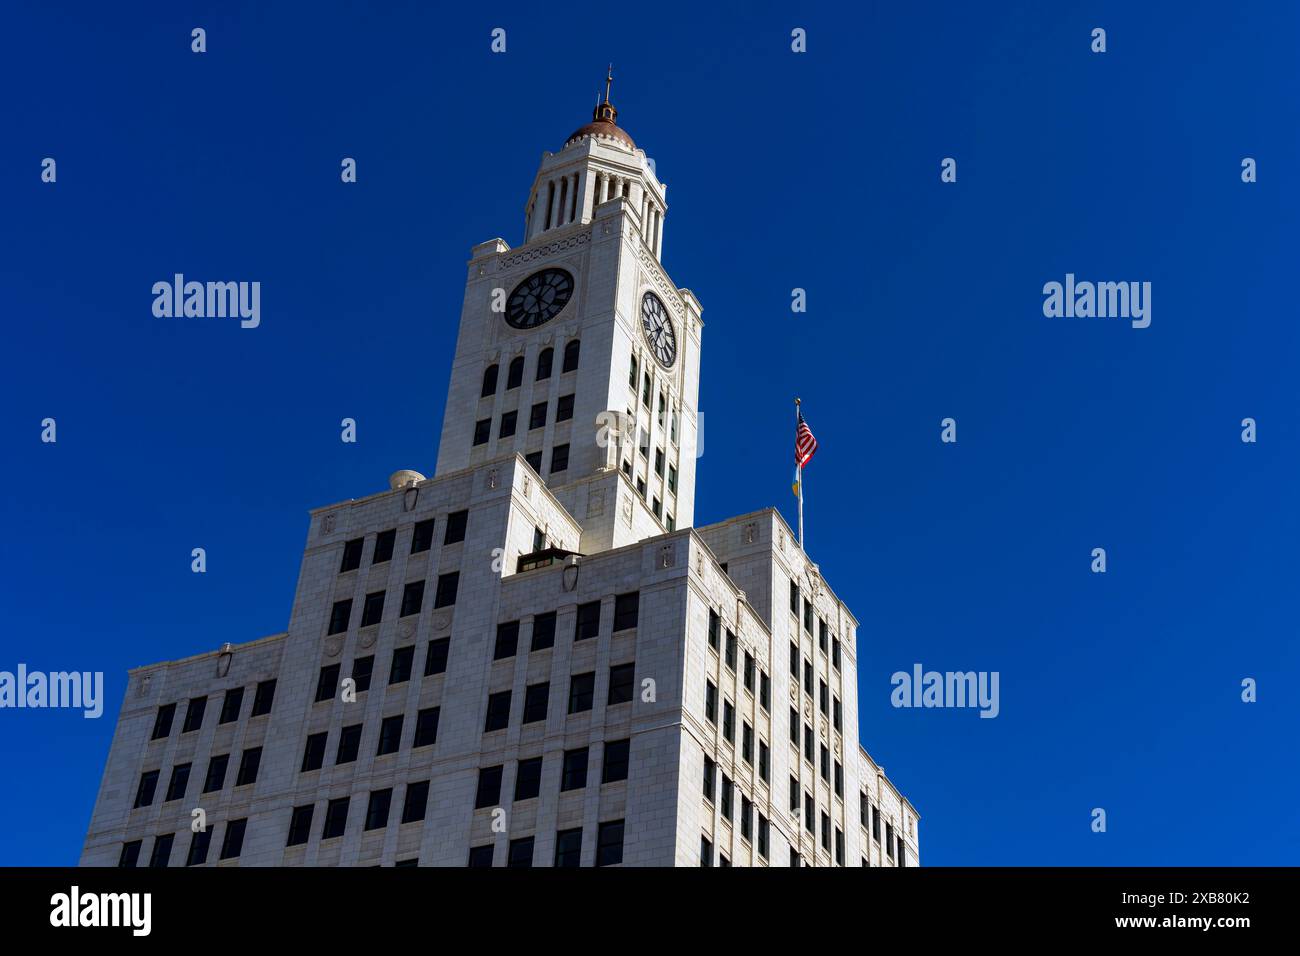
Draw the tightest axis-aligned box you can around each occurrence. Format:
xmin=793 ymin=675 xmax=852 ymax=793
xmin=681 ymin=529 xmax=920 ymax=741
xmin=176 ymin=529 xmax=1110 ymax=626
xmin=819 ymin=679 xmax=829 ymax=716
xmin=301 ymin=733 xmax=327 ymax=772
xmin=596 ymin=820 xmax=624 ymax=867
xmin=789 ymin=580 xmax=799 ymax=615
xmin=475 ymin=766 xmax=503 ymax=809
xmin=373 ymin=528 xmax=396 ymax=564
xmin=556 ymin=393 xmax=574 ymax=422
xmin=651 ymin=496 xmax=661 ymax=518
xmin=720 ymin=774 xmax=733 ymax=819
xmin=607 ymin=662 xmax=635 ymax=705
xmin=789 ymin=641 xmax=799 ymax=675
xmin=722 ymin=700 xmax=734 ymax=743
xmin=251 ymin=679 xmax=276 ymax=717
xmin=351 ymin=655 xmax=374 ymax=694
xmin=700 ymin=836 xmax=713 ymax=867
xmin=602 ymin=738 xmax=630 ymax=783
xmin=443 ymin=510 xmax=468 ymax=544
xmin=522 ymin=682 xmax=549 ymax=723
xmin=759 ymin=740 xmax=770 ymax=782
xmin=514 ymin=756 xmax=543 ymax=801
xmin=804 ymin=725 xmax=814 ymax=763
xmin=525 ymin=450 xmax=542 ymax=473
xmin=872 ymin=805 xmax=881 ymax=842
xmin=202 ymin=754 xmax=228 ymax=793
xmin=561 ymin=747 xmax=589 ymax=791
xmin=219 ymin=819 xmax=247 ymax=860
xmin=821 ymin=812 xmax=831 ymax=852
xmin=555 ymin=828 xmax=582 ymax=867
xmin=568 ymin=672 xmax=595 ymax=714
xmin=860 ymin=792 xmax=870 ymax=827
xmin=235 ymin=747 xmax=262 ymax=786
xmin=832 ymin=637 xmax=841 ymax=670
xmin=707 ymin=609 xmax=720 ymax=650
xmin=322 ymin=797 xmax=350 ymax=840
xmin=364 ymin=789 xmax=392 ymax=831
xmin=484 ymin=691 xmax=512 ymax=732
xmin=528 ymin=402 xmax=547 ymax=430
xmin=315 ymin=663 xmax=340 ymax=702
xmin=149 ymin=834 xmax=174 ymax=868
xmin=336 ymin=724 xmax=362 ymax=765
xmin=760 ymin=671 xmax=770 ymax=711
xmin=218 ymin=688 xmax=243 ymax=724
xmin=613 ymin=591 xmax=639 ymax=631
xmin=376 ymin=715 xmax=403 ymax=755
xmin=165 ymin=763 xmax=190 ymax=802
xmin=820 ymin=744 xmax=830 ymax=782
xmin=804 ymin=597 xmax=813 ymax=633
xmin=789 ymin=776 xmax=800 ymax=813
xmin=402 ymin=781 xmax=430 ymax=823
xmin=836 ymin=826 xmax=845 ymax=865
xmin=744 ymin=651 xmax=755 ymax=692
xmin=508 ymin=837 xmax=535 ymax=868
xmin=654 ymin=447 xmax=664 ymax=476
xmin=410 ymin=518 xmax=435 ymax=554
xmin=286 ymin=805 xmax=314 ymax=847
xmin=424 ymin=637 xmax=450 ymax=675
xmin=530 ymin=612 xmax=556 ymax=650
xmin=703 ymin=756 xmax=716 ymax=802
xmin=413 ymin=706 xmax=440 ymax=747
xmin=433 ymin=572 xmax=459 ymax=608
xmin=742 ymin=721 xmax=753 ymax=763
xmin=360 ymin=590 xmax=385 ymax=627
xmin=182 ymin=696 xmax=206 ymax=733
xmin=499 ymin=409 xmax=517 ymax=438
xmin=467 ymin=845 xmax=494 ymax=867
xmin=758 ymin=814 xmax=770 ymax=859
xmin=668 ymin=464 xmax=677 ymax=494
xmin=789 ymin=707 xmax=799 ymax=745
xmin=389 ymin=645 xmax=414 ymax=684
xmin=550 ymin=443 xmax=569 ymax=473
xmin=887 ymin=823 xmax=895 ymax=858
xmin=724 ymin=630 xmax=737 ymax=670
xmin=705 ymin=681 xmax=717 ymax=723
xmin=804 ymin=794 xmax=815 ymax=833
xmin=741 ymin=795 xmax=753 ymax=840
xmin=803 ymin=660 xmax=813 ymax=695
xmin=834 ymin=761 xmax=843 ymax=797
xmin=642 ymin=372 xmax=651 ymax=407
xmin=819 ymin=617 xmax=828 ymax=653
xmin=575 ymin=600 xmax=601 ymax=640
xmin=328 ymin=599 xmax=352 ymax=635
xmin=150 ymin=703 xmax=176 ymax=740
xmin=833 ymin=696 xmax=842 ymax=732
xmin=400 ymin=580 xmax=425 ymax=617
xmin=472 ymin=418 xmax=491 ymax=445
xmin=340 ymin=537 xmax=363 ymax=572
xmin=494 ymin=620 xmax=520 ymax=659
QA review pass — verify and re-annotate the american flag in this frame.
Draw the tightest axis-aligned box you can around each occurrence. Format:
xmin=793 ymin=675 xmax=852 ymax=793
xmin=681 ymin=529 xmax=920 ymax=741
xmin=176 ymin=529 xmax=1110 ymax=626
xmin=795 ymin=410 xmax=818 ymax=468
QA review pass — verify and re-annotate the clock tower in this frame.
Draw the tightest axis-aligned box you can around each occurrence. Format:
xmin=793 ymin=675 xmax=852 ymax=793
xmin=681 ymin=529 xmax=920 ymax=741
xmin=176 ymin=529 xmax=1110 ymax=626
xmin=435 ymin=73 xmax=703 ymax=553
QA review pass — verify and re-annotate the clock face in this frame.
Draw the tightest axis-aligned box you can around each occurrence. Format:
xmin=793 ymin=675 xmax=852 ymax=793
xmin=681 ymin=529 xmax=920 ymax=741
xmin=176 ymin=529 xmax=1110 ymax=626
xmin=506 ymin=268 xmax=574 ymax=329
xmin=641 ymin=291 xmax=677 ymax=367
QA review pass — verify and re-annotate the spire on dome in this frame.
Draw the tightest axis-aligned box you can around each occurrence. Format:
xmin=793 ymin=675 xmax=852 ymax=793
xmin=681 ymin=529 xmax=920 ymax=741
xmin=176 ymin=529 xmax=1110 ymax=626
xmin=565 ymin=64 xmax=634 ymax=149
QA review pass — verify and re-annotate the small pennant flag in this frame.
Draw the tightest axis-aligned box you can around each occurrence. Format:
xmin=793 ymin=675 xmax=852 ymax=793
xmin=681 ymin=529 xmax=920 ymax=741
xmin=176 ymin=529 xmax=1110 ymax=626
xmin=792 ymin=409 xmax=818 ymax=495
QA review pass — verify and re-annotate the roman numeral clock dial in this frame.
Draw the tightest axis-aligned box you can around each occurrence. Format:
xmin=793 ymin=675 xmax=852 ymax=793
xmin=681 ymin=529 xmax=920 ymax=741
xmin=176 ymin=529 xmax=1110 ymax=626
xmin=641 ymin=291 xmax=677 ymax=367
xmin=505 ymin=268 xmax=574 ymax=329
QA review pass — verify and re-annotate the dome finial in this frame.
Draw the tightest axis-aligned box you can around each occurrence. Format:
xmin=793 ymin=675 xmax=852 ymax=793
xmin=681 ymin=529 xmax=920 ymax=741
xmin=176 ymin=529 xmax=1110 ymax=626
xmin=592 ymin=65 xmax=618 ymax=124
xmin=604 ymin=63 xmax=613 ymax=105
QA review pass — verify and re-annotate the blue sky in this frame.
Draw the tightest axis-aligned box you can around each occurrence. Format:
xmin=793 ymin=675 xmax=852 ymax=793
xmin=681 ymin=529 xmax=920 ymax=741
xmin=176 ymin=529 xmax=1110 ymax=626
xmin=2 ymin=1 xmax=1297 ymax=865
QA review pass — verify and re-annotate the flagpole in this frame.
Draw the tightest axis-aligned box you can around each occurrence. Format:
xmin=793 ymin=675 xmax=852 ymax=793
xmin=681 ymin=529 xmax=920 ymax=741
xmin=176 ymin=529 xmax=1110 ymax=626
xmin=796 ymin=397 xmax=804 ymax=551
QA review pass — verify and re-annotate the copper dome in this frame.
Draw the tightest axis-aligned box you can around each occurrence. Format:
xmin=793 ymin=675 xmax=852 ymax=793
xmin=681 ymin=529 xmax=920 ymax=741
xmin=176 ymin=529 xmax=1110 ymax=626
xmin=566 ymin=67 xmax=635 ymax=149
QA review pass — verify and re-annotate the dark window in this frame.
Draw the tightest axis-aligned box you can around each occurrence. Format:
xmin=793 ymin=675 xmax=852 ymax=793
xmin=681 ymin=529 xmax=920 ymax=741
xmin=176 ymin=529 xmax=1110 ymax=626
xmin=602 ymin=739 xmax=630 ymax=783
xmin=251 ymin=679 xmax=276 ymax=717
xmin=165 ymin=763 xmax=190 ymax=802
xmin=182 ymin=696 xmax=206 ymax=733
xmin=150 ymin=703 xmax=176 ymax=740
xmin=759 ymin=740 xmax=770 ymax=782
xmin=654 ymin=447 xmax=664 ymax=476
xmin=741 ymin=795 xmax=753 ymax=840
xmin=484 ymin=691 xmax=512 ymax=732
xmin=433 ymin=572 xmax=459 ymax=608
xmin=898 ymin=837 xmax=907 ymax=867
xmin=315 ymin=663 xmax=340 ymax=702
xmin=481 ymin=363 xmax=498 ymax=397
xmin=472 ymin=418 xmax=491 ymax=445
xmin=562 ymin=339 xmax=580 ymax=372
xmin=400 ymin=580 xmax=424 ymax=617
xmin=389 ymin=645 xmax=414 ymax=684
xmin=596 ymin=820 xmax=624 ymax=866
xmin=475 ymin=766 xmax=503 ymax=808
xmin=607 ymin=662 xmax=635 ymax=705
xmin=506 ymin=356 xmax=524 ymax=389
xmin=361 ymin=591 xmax=385 ymax=627
xmin=220 ymin=819 xmax=247 ymax=860
xmin=707 ymin=609 xmax=720 ymax=650
xmin=722 ymin=700 xmax=735 ymax=742
xmin=561 ymin=747 xmax=589 ymax=791
xmin=804 ymin=794 xmax=815 ymax=833
xmin=860 ymin=792 xmax=870 ymax=827
xmin=377 ymin=715 xmax=404 ymax=755
xmin=336 ymin=724 xmax=362 ymax=764
xmin=832 ymin=637 xmax=841 ymax=670
xmin=886 ymin=823 xmax=895 ymax=858
xmin=803 ymin=660 xmax=813 ymax=695
xmin=556 ymin=393 xmax=574 ymax=421
xmin=402 ymin=781 xmax=429 ymax=823
xmin=328 ymin=599 xmax=352 ymax=635
xmin=322 ymin=797 xmax=350 ymax=840
xmin=613 ymin=592 xmax=639 ymax=631
xmin=703 ymin=756 xmax=716 ymax=801
xmin=834 ymin=760 xmax=844 ymax=798
xmin=424 ymin=637 xmax=450 ymax=675
xmin=789 ymin=641 xmax=799 ymax=674
xmin=833 ymin=696 xmax=842 ymax=732
xmin=819 ymin=679 xmax=829 ymax=716
xmin=760 ymin=671 xmax=770 ymax=711
xmin=742 ymin=721 xmax=753 ymax=763
xmin=443 ymin=510 xmax=468 ymax=544
xmin=508 ymin=836 xmax=535 ymax=868
xmin=532 ymin=526 xmax=546 ymax=551
xmin=554 ymin=828 xmax=582 ymax=867
xmin=149 ymin=834 xmax=174 ymax=868
xmin=804 ymin=597 xmax=813 ymax=633
xmin=700 ymin=836 xmax=713 ymax=867
xmin=725 ymin=630 xmax=737 ymax=670
xmin=468 ymin=845 xmax=494 ymax=867
xmin=528 ymin=402 xmax=547 ymax=430
xmin=568 ymin=671 xmax=595 ymax=714
xmin=804 ymin=725 xmax=814 ymax=763
xmin=219 ymin=688 xmax=243 ymax=724
xmin=705 ymin=680 xmax=717 ymax=723
xmin=789 ymin=708 xmax=799 ymax=745
xmin=720 ymin=774 xmax=733 ymax=819
xmin=536 ymin=347 xmax=553 ymax=381
xmin=642 ymin=372 xmax=651 ymax=407
xmin=872 ymin=805 xmax=881 ymax=842
xmin=530 ymin=612 xmax=556 ymax=651
xmin=411 ymin=518 xmax=435 ymax=554
xmin=789 ymin=776 xmax=800 ymax=813
xmin=819 ymin=617 xmax=828 ymax=653
xmin=413 ymin=706 xmax=440 ymax=747
xmin=836 ymin=826 xmax=845 ymax=864
xmin=514 ymin=756 xmax=543 ymax=801
xmin=790 ymin=580 xmax=799 ymax=615
xmin=525 ymin=451 xmax=542 ymax=473
xmin=499 ymin=409 xmax=517 ymax=438
xmin=575 ymin=601 xmax=601 ymax=640
xmin=744 ymin=652 xmax=755 ymax=692
xmin=301 ymin=732 xmax=327 ymax=772
xmin=494 ymin=621 xmax=520 ymax=659
xmin=522 ymin=682 xmax=549 ymax=723
xmin=758 ymin=814 xmax=770 ymax=858
xmin=820 ymin=744 xmax=830 ymax=782
xmin=550 ymin=443 xmax=569 ymax=473
xmin=340 ymin=537 xmax=363 ymax=572
xmin=235 ymin=747 xmax=261 ymax=786
xmin=364 ymin=789 xmax=392 ymax=831
xmin=668 ymin=464 xmax=677 ymax=493
xmin=202 ymin=754 xmax=228 ymax=793
xmin=286 ymin=805 xmax=314 ymax=846
xmin=351 ymin=655 xmax=374 ymax=694
xmin=373 ymin=529 xmax=396 ymax=564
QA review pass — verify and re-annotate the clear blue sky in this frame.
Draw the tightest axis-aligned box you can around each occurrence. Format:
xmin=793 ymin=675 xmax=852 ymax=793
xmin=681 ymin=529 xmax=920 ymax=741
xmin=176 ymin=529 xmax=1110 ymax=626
xmin=2 ymin=1 xmax=1297 ymax=866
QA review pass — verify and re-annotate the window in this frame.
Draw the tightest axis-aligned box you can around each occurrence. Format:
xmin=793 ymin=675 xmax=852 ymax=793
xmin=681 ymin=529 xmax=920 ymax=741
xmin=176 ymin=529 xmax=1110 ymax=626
xmin=472 ymin=418 xmax=491 ymax=445
xmin=361 ymin=590 xmax=385 ymax=627
xmin=402 ymin=781 xmax=429 ymax=823
xmin=613 ymin=592 xmax=639 ymax=631
xmin=789 ymin=777 xmax=800 ymax=814
xmin=860 ymin=793 xmax=870 ymax=827
xmin=561 ymin=747 xmax=589 ymax=791
xmin=760 ymin=671 xmax=770 ymax=711
xmin=481 ymin=363 xmax=498 ymax=397
xmin=530 ymin=612 xmax=556 ymax=650
xmin=508 ymin=836 xmax=535 ymax=868
xmin=328 ymin=599 xmax=351 ymax=635
xmin=365 ymin=789 xmax=392 ymax=831
xmin=602 ymin=739 xmax=630 ymax=783
xmin=821 ymin=812 xmax=831 ymax=852
xmin=804 ymin=795 xmax=816 ymax=834
xmin=286 ymin=805 xmax=314 ymax=846
xmin=724 ymin=630 xmax=737 ymax=670
xmin=872 ymin=805 xmax=881 ymax=842
xmin=744 ymin=651 xmax=755 ymax=692
xmin=413 ymin=706 xmax=440 ymax=747
xmin=556 ymin=393 xmax=574 ymax=421
xmin=424 ymin=637 xmax=450 ymax=675
xmin=322 ymin=797 xmax=350 ymax=840
xmin=536 ymin=346 xmax=553 ymax=381
xmin=836 ymin=827 xmax=845 ymax=865
xmin=575 ymin=600 xmax=600 ymax=640
xmin=236 ymin=747 xmax=262 ymax=786
xmin=400 ymin=580 xmax=424 ymax=617
xmin=707 ymin=609 xmax=720 ymax=650
xmin=596 ymin=820 xmax=624 ymax=867
xmin=568 ymin=672 xmax=595 ymax=714
xmin=703 ymin=756 xmax=716 ymax=801
xmin=741 ymin=795 xmax=753 ymax=840
xmin=484 ymin=691 xmax=511 ymax=732
xmin=373 ymin=529 xmax=396 ymax=564
xmin=834 ymin=760 xmax=843 ymax=798
xmin=758 ymin=814 xmax=770 ymax=859
xmin=549 ymin=443 xmax=569 ymax=473
xmin=554 ymin=828 xmax=582 ymax=867
xmin=898 ymin=838 xmax=907 ymax=867
xmin=150 ymin=703 xmax=175 ymax=740
xmin=251 ymin=679 xmax=276 ymax=717
xmin=832 ymin=637 xmax=841 ymax=670
xmin=820 ymin=744 xmax=830 ymax=782
xmin=722 ymin=700 xmax=734 ymax=742
xmin=562 ymin=339 xmax=580 ymax=372
xmin=377 ymin=715 xmax=403 ymax=755
xmin=833 ymin=696 xmax=842 ymax=732
xmin=705 ymin=681 xmax=717 ymax=723
xmin=525 ymin=450 xmax=542 ymax=473
xmin=819 ymin=617 xmax=828 ymax=653
xmin=218 ymin=686 xmax=244 ymax=723
xmin=789 ymin=708 xmax=799 ymax=746
xmin=219 ymin=819 xmax=246 ymax=860
xmin=668 ymin=464 xmax=677 ymax=494
xmin=654 ymin=447 xmax=664 ymax=476
xmin=804 ymin=725 xmax=814 ymax=763
xmin=165 ymin=764 xmax=190 ymax=802
xmin=340 ymin=537 xmax=363 ymax=572
xmin=700 ymin=836 xmax=713 ymax=867
xmin=652 ymin=496 xmax=661 ymax=518
xmin=475 ymin=766 xmax=503 ymax=808
xmin=641 ymin=372 xmax=651 ymax=407
xmin=789 ymin=641 xmax=799 ymax=675
xmin=494 ymin=621 xmax=520 ymax=659
xmin=433 ymin=572 xmax=459 ymax=608
xmin=742 ymin=722 xmax=753 ymax=763
xmin=410 ymin=518 xmax=435 ymax=554
xmin=522 ymin=682 xmax=549 ymax=723
xmin=506 ymin=355 xmax=524 ymax=389
xmin=819 ymin=679 xmax=829 ymax=716
xmin=351 ymin=655 xmax=374 ymax=694
xmin=608 ymin=662 xmax=635 ymax=705
xmin=336 ymin=724 xmax=362 ymax=764
xmin=803 ymin=660 xmax=813 ymax=695
xmin=789 ymin=580 xmax=799 ymax=615
xmin=467 ymin=845 xmax=494 ymax=867
xmin=149 ymin=834 xmax=174 ymax=868
xmin=759 ymin=740 xmax=770 ymax=782
xmin=389 ymin=645 xmax=414 ymax=684
xmin=720 ymin=774 xmax=733 ymax=819
xmin=628 ymin=354 xmax=638 ymax=388
xmin=202 ymin=754 xmax=228 ymax=792
xmin=182 ymin=696 xmax=206 ymax=733
xmin=886 ymin=823 xmax=895 ymax=858
xmin=804 ymin=598 xmax=813 ymax=633
xmin=315 ymin=663 xmax=340 ymax=702
xmin=532 ymin=526 xmax=546 ymax=551
xmin=636 ymin=476 xmax=646 ymax=497
xmin=301 ymin=733 xmax=327 ymax=772
xmin=514 ymin=756 xmax=543 ymax=801
xmin=528 ymin=402 xmax=547 ymax=430
xmin=443 ymin=510 xmax=467 ymax=544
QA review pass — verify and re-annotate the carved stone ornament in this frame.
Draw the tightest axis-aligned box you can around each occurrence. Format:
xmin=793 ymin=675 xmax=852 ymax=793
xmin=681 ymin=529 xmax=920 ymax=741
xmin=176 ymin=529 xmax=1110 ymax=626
xmin=789 ymin=677 xmax=799 ymax=702
xmin=433 ymin=614 xmax=451 ymax=632
xmin=744 ymin=522 xmax=757 ymax=544
xmin=659 ymin=543 xmax=674 ymax=569
xmin=398 ymin=620 xmax=415 ymax=641
xmin=321 ymin=513 xmax=337 ymax=536
xmin=487 ymin=467 xmax=499 ymax=491
xmin=403 ymin=487 xmax=419 ymax=513
xmin=358 ymin=626 xmax=378 ymax=649
xmin=324 ymin=636 xmax=343 ymax=658
xmin=137 ymin=673 xmax=153 ymax=698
